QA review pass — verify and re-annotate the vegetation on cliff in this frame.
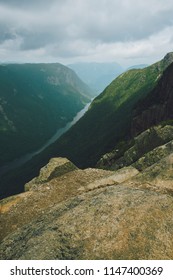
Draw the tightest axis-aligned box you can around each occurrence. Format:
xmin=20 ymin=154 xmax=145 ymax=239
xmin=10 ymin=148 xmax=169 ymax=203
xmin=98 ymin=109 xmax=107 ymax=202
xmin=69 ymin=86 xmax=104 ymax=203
xmin=47 ymin=53 xmax=173 ymax=168
xmin=0 ymin=53 xmax=173 ymax=260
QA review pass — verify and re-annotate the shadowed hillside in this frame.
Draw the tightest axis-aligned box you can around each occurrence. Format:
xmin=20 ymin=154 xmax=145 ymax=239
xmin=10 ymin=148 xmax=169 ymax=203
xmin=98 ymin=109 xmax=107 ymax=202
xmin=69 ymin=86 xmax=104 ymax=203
xmin=0 ymin=53 xmax=173 ymax=200
xmin=0 ymin=53 xmax=173 ymax=260
xmin=0 ymin=63 xmax=94 ymax=166
xmin=48 ymin=53 xmax=173 ymax=168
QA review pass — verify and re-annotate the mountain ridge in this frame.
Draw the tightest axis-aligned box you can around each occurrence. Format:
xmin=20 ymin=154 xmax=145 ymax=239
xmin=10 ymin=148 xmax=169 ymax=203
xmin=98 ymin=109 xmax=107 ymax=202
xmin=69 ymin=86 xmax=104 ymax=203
xmin=0 ymin=52 xmax=173 ymax=260
xmin=46 ymin=53 xmax=173 ymax=168
xmin=1 ymin=53 xmax=173 ymax=200
xmin=0 ymin=63 xmax=94 ymax=167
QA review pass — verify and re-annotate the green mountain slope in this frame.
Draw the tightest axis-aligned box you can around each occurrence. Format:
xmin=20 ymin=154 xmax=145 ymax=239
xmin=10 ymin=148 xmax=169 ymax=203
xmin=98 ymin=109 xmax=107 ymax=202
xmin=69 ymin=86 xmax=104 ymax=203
xmin=1 ymin=53 xmax=173 ymax=199
xmin=0 ymin=63 xmax=94 ymax=166
xmin=49 ymin=53 xmax=173 ymax=167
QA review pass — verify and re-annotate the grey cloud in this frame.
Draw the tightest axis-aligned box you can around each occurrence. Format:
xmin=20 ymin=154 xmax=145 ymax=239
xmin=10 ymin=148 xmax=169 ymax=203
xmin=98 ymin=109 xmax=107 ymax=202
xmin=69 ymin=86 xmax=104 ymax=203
xmin=1 ymin=0 xmax=173 ymax=45
xmin=19 ymin=31 xmax=59 ymax=50
xmin=0 ymin=24 xmax=16 ymax=43
xmin=0 ymin=0 xmax=56 ymax=9
xmin=0 ymin=0 xmax=172 ymax=64
xmin=77 ymin=2 xmax=173 ymax=43
xmin=49 ymin=40 xmax=93 ymax=59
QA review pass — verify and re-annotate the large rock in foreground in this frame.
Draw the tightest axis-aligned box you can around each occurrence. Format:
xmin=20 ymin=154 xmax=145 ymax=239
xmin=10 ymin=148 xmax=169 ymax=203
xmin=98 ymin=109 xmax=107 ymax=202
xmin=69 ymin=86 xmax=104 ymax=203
xmin=0 ymin=154 xmax=173 ymax=260
xmin=1 ymin=185 xmax=173 ymax=260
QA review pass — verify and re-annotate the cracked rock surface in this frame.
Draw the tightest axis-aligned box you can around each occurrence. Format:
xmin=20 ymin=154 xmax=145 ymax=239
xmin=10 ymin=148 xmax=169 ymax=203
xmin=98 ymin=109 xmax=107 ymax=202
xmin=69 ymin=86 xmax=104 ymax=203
xmin=0 ymin=155 xmax=173 ymax=260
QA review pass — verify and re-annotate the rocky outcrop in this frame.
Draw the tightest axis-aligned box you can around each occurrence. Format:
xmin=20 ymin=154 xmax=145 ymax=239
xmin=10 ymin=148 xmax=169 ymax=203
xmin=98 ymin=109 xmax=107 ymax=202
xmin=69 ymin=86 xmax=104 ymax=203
xmin=0 ymin=159 xmax=116 ymax=243
xmin=0 ymin=154 xmax=173 ymax=260
xmin=25 ymin=157 xmax=78 ymax=191
xmin=133 ymin=139 xmax=173 ymax=171
xmin=97 ymin=124 xmax=173 ymax=171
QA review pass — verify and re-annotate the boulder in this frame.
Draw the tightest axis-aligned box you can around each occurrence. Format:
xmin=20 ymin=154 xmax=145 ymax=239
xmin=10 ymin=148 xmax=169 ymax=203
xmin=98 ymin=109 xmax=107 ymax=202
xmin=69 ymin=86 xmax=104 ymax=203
xmin=25 ymin=157 xmax=78 ymax=191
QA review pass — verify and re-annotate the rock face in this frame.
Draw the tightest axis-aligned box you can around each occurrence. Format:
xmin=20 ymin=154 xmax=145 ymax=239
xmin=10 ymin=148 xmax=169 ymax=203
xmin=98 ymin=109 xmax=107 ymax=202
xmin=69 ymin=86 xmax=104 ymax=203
xmin=25 ymin=157 xmax=78 ymax=191
xmin=0 ymin=154 xmax=173 ymax=260
xmin=97 ymin=124 xmax=173 ymax=171
xmin=131 ymin=62 xmax=173 ymax=137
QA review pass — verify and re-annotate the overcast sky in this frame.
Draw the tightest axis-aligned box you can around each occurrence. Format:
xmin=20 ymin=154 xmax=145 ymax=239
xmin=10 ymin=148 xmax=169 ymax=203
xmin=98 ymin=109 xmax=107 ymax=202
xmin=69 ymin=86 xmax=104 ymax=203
xmin=0 ymin=0 xmax=173 ymax=67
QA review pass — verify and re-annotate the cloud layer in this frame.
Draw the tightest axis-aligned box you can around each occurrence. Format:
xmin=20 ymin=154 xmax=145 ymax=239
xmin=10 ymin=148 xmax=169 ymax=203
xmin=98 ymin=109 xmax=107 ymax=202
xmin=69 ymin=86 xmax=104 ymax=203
xmin=0 ymin=0 xmax=173 ymax=66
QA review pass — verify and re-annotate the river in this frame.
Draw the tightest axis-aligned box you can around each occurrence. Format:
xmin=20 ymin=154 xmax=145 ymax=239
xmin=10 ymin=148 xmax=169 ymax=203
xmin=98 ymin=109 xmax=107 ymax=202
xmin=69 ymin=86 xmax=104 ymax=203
xmin=0 ymin=101 xmax=92 ymax=176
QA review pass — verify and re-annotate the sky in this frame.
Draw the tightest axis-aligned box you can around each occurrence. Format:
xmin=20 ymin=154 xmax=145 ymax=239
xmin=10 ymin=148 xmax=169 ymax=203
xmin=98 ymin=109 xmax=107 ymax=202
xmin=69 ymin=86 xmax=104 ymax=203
xmin=0 ymin=0 xmax=173 ymax=67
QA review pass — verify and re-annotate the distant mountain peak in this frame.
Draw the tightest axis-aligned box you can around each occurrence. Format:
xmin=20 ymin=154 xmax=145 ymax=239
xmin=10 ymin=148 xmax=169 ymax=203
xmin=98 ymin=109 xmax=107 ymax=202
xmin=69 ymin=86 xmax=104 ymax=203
xmin=68 ymin=62 xmax=124 ymax=93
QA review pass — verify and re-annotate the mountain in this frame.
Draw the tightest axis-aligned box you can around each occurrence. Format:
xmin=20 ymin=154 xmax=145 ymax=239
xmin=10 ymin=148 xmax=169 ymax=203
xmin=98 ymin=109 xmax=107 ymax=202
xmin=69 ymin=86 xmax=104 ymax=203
xmin=1 ymin=53 xmax=172 ymax=199
xmin=97 ymin=60 xmax=173 ymax=170
xmin=0 ymin=63 xmax=94 ymax=167
xmin=68 ymin=62 xmax=123 ymax=93
xmin=0 ymin=53 xmax=173 ymax=260
xmin=47 ymin=53 xmax=173 ymax=168
xmin=127 ymin=64 xmax=148 ymax=70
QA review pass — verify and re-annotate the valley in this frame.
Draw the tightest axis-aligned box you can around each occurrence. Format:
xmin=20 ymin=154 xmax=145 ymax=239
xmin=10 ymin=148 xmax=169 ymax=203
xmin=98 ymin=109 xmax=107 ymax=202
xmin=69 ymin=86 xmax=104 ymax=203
xmin=0 ymin=100 xmax=92 ymax=177
xmin=45 ymin=53 xmax=173 ymax=168
xmin=0 ymin=63 xmax=94 ymax=167
xmin=0 ymin=53 xmax=173 ymax=260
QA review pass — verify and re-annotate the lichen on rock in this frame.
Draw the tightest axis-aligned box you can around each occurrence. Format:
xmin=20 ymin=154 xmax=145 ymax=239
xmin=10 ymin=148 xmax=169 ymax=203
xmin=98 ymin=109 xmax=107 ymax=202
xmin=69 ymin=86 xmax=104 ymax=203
xmin=97 ymin=125 xmax=173 ymax=171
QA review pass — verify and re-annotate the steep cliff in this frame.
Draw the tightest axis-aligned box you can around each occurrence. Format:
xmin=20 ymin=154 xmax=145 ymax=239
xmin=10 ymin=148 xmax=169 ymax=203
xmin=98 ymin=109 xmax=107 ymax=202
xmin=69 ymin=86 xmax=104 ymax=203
xmin=132 ymin=60 xmax=173 ymax=136
xmin=46 ymin=53 xmax=173 ymax=168
xmin=97 ymin=60 xmax=173 ymax=171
